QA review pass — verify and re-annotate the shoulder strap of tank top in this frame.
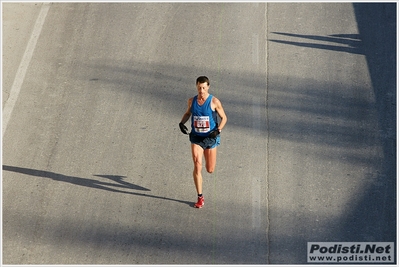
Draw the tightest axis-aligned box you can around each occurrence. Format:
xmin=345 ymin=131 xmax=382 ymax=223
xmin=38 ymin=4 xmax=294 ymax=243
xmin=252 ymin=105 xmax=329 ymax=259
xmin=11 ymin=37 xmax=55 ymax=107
xmin=206 ymin=94 xmax=213 ymax=105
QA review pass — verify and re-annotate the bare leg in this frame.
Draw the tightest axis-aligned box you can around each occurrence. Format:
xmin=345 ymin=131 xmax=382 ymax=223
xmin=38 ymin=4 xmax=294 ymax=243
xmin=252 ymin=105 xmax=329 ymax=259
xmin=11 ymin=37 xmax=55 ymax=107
xmin=191 ymin=143 xmax=204 ymax=194
xmin=204 ymin=147 xmax=217 ymax=173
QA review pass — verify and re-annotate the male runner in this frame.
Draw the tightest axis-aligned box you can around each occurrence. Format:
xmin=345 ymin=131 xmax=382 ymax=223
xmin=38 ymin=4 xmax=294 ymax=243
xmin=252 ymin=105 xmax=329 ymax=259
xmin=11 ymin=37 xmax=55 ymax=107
xmin=179 ymin=76 xmax=227 ymax=208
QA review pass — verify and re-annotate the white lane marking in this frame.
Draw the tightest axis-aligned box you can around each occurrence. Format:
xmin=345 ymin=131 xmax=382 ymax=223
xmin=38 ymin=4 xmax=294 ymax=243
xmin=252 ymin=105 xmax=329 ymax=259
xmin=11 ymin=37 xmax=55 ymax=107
xmin=2 ymin=3 xmax=51 ymax=137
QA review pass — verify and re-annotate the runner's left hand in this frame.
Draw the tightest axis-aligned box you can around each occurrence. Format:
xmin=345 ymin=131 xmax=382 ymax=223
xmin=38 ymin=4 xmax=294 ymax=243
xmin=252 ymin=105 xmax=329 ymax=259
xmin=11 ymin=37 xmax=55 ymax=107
xmin=208 ymin=129 xmax=220 ymax=138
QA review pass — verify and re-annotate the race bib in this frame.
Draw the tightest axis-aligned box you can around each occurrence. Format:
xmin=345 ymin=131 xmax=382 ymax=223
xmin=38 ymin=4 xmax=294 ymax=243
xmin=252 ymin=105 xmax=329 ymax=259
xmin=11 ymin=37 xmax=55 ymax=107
xmin=193 ymin=116 xmax=210 ymax=133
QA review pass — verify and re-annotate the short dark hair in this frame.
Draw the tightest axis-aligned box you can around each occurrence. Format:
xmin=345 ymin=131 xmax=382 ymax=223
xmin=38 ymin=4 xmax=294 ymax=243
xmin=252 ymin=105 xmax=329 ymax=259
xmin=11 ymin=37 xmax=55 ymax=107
xmin=196 ymin=76 xmax=210 ymax=85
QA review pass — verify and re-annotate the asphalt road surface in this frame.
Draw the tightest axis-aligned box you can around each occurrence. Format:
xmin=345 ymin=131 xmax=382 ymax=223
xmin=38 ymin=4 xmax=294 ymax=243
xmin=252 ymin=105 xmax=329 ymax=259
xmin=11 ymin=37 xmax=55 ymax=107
xmin=3 ymin=3 xmax=396 ymax=264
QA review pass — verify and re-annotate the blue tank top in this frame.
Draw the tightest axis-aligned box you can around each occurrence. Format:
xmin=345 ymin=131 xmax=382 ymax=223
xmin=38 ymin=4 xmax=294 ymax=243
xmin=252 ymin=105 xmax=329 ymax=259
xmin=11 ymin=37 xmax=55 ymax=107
xmin=191 ymin=95 xmax=218 ymax=137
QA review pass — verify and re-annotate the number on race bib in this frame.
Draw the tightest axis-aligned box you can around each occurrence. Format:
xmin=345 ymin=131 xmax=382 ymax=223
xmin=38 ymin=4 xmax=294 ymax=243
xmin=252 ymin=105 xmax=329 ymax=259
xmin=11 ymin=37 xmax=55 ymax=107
xmin=194 ymin=116 xmax=210 ymax=133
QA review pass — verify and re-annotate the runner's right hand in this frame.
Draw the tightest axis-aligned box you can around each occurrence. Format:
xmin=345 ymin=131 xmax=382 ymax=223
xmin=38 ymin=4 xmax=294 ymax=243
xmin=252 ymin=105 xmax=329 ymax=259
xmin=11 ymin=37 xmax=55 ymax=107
xmin=179 ymin=122 xmax=189 ymax=134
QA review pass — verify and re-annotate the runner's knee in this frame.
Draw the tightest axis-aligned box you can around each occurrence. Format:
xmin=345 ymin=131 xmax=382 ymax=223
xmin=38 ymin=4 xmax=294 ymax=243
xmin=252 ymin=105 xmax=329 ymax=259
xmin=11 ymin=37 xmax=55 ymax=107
xmin=193 ymin=159 xmax=202 ymax=172
xmin=206 ymin=165 xmax=215 ymax=173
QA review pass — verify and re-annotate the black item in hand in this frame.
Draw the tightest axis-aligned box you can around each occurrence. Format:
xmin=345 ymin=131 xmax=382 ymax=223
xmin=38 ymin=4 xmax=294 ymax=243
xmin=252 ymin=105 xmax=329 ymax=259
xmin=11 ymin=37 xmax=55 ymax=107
xmin=179 ymin=123 xmax=189 ymax=134
xmin=208 ymin=129 xmax=220 ymax=139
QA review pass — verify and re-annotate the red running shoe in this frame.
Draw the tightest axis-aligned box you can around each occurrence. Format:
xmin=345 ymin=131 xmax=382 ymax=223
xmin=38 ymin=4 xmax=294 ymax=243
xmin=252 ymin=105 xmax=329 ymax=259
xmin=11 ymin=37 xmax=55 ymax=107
xmin=194 ymin=196 xmax=204 ymax=208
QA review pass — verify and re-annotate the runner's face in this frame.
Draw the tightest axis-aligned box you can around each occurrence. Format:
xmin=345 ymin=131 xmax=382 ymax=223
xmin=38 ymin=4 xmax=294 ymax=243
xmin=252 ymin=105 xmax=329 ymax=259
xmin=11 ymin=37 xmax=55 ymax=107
xmin=196 ymin=82 xmax=209 ymax=97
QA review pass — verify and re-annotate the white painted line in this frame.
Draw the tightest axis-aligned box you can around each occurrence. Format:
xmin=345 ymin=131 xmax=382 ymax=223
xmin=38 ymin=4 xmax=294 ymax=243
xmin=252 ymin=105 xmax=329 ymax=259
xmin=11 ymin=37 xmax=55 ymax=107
xmin=2 ymin=3 xmax=51 ymax=137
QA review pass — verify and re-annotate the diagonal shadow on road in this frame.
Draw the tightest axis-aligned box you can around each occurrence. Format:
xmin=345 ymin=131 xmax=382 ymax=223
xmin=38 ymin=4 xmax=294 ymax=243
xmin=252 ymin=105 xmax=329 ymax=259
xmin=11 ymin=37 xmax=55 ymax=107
xmin=3 ymin=165 xmax=192 ymax=206
xmin=93 ymin=174 xmax=149 ymax=191
xmin=269 ymin=31 xmax=364 ymax=55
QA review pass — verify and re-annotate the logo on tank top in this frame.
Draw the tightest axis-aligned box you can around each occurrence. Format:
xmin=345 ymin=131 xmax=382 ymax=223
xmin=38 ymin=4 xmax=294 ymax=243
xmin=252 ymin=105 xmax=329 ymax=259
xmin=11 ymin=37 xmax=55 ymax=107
xmin=193 ymin=116 xmax=210 ymax=133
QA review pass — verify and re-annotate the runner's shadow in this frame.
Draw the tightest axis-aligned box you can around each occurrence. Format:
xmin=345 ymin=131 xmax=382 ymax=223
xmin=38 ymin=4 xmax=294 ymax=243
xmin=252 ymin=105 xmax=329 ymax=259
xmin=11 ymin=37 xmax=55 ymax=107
xmin=93 ymin=174 xmax=150 ymax=191
xmin=3 ymin=165 xmax=192 ymax=206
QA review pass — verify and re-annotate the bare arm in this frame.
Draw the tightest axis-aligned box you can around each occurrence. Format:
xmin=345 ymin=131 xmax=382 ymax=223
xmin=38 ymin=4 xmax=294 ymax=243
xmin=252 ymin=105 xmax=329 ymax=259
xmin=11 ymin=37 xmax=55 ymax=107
xmin=180 ymin=98 xmax=193 ymax=124
xmin=213 ymin=97 xmax=227 ymax=131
